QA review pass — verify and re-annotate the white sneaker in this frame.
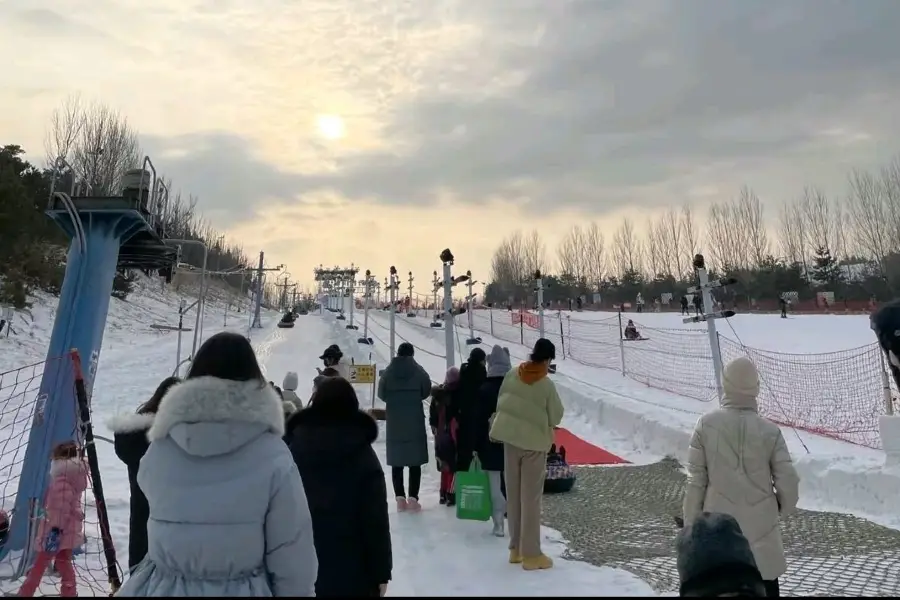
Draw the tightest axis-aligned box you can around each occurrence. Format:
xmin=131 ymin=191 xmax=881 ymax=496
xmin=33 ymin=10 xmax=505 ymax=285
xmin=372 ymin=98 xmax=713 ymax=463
xmin=492 ymin=519 xmax=505 ymax=537
xmin=396 ymin=497 xmax=408 ymax=512
xmin=407 ymin=497 xmax=422 ymax=512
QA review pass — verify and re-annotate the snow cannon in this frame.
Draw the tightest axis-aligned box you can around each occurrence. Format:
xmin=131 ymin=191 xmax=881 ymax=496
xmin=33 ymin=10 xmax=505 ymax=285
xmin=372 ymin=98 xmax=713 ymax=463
xmin=871 ymin=299 xmax=900 ymax=390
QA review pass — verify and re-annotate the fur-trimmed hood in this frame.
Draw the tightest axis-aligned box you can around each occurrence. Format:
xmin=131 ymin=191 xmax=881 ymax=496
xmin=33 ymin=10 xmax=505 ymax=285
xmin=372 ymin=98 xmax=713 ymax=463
xmin=106 ymin=412 xmax=156 ymax=435
xmin=147 ymin=376 xmax=285 ymax=458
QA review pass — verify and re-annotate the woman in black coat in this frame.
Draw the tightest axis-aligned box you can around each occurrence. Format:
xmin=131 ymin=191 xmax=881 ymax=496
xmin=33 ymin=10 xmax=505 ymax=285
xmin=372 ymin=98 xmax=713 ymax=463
xmin=107 ymin=376 xmax=181 ymax=570
xmin=455 ymin=348 xmax=487 ymax=473
xmin=475 ymin=345 xmax=510 ymax=536
xmin=286 ymin=377 xmax=393 ymax=597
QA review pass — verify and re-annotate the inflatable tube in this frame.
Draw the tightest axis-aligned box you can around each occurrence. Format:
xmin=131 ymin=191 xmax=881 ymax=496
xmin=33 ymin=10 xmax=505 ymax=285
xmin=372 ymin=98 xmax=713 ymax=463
xmin=543 ymin=477 xmax=576 ymax=494
xmin=277 ymin=321 xmax=295 ymax=328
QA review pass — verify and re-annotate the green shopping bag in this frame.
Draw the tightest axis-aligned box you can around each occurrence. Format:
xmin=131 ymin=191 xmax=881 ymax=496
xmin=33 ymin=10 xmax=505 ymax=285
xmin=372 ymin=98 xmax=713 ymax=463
xmin=455 ymin=455 xmax=493 ymax=521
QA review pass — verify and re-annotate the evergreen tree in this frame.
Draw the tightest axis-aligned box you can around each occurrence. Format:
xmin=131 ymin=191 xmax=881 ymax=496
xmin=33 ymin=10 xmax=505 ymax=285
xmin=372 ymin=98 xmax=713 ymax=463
xmin=811 ymin=246 xmax=844 ymax=287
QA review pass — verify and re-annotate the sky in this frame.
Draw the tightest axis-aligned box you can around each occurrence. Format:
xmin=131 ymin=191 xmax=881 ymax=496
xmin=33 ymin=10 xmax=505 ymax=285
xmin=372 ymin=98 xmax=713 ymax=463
xmin=4 ymin=0 xmax=900 ymax=292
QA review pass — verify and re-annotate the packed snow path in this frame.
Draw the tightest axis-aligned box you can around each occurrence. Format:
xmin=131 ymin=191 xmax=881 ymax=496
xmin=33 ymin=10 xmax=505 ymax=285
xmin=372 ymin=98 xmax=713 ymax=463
xmin=368 ymin=309 xmax=900 ymax=597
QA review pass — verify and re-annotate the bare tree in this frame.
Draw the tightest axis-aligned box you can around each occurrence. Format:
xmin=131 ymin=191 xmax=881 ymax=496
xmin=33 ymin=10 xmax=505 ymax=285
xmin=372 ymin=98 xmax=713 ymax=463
xmin=556 ymin=225 xmax=586 ymax=282
xmin=655 ymin=208 xmax=681 ymax=278
xmin=679 ymin=204 xmax=699 ymax=277
xmin=612 ymin=218 xmax=642 ymax=277
xmin=845 ymin=168 xmax=892 ymax=275
xmin=490 ymin=231 xmax=527 ymax=296
xmin=801 ymin=186 xmax=842 ymax=260
xmin=879 ymin=158 xmax=900 ymax=253
xmin=733 ymin=185 xmax=770 ymax=267
xmin=522 ymin=229 xmax=547 ymax=278
xmin=582 ymin=222 xmax=606 ymax=287
xmin=644 ymin=218 xmax=665 ymax=277
xmin=778 ymin=200 xmax=806 ymax=267
xmin=44 ymin=95 xmax=142 ymax=195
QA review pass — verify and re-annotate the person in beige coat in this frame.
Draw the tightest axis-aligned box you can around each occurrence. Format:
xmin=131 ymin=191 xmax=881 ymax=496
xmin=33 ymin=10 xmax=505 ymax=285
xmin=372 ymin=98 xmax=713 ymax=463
xmin=489 ymin=338 xmax=564 ymax=571
xmin=682 ymin=356 xmax=800 ymax=598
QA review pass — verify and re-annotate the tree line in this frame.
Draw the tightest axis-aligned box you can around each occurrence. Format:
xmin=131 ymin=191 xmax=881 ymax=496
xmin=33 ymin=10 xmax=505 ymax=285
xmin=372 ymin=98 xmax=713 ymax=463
xmin=0 ymin=95 xmax=255 ymax=309
xmin=487 ymin=160 xmax=900 ymax=308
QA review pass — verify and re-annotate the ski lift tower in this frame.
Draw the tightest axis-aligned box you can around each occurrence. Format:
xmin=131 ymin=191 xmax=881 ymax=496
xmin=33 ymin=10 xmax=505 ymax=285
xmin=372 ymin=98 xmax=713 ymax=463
xmin=8 ymin=156 xmax=180 ymax=578
xmin=682 ymin=254 xmax=737 ymax=400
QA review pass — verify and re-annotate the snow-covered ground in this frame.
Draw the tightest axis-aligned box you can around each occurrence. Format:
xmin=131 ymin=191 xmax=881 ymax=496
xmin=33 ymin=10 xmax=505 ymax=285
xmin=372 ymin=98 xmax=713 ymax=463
xmin=357 ymin=305 xmax=900 ymax=532
xmin=3 ymin=284 xmax=899 ymax=596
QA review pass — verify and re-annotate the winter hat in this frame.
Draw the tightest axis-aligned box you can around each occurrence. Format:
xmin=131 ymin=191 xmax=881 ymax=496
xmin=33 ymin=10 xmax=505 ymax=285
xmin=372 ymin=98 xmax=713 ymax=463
xmin=722 ymin=357 xmax=760 ymax=407
xmin=283 ymin=371 xmax=299 ymax=392
xmin=487 ymin=345 xmax=512 ymax=377
xmin=676 ymin=512 xmax=765 ymax=597
xmin=319 ymin=345 xmax=343 ymax=361
xmin=529 ymin=338 xmax=556 ymax=362
xmin=468 ymin=347 xmax=487 ymax=364
xmin=444 ymin=366 xmax=460 ymax=386
xmin=397 ymin=342 xmax=415 ymax=357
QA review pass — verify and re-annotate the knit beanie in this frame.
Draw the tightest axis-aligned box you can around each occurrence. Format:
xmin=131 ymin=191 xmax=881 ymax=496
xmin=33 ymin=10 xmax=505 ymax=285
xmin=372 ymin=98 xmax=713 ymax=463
xmin=487 ymin=345 xmax=512 ymax=377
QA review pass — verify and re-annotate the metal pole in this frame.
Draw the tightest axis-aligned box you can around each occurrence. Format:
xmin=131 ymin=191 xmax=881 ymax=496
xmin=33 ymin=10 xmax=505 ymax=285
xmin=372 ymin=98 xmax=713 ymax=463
xmin=360 ymin=270 xmax=372 ymax=344
xmin=164 ymin=239 xmax=209 ymax=356
xmin=535 ymin=273 xmax=545 ymax=339
xmin=407 ymin=272 xmax=415 ymax=317
xmin=348 ymin=279 xmax=355 ymax=325
xmin=697 ymin=265 xmax=724 ymax=399
xmin=176 ymin=299 xmax=185 ymax=372
xmin=431 ymin=270 xmax=441 ymax=327
xmin=389 ymin=267 xmax=397 ymax=357
xmin=442 ymin=261 xmax=455 ymax=370
xmin=252 ymin=251 xmax=265 ymax=328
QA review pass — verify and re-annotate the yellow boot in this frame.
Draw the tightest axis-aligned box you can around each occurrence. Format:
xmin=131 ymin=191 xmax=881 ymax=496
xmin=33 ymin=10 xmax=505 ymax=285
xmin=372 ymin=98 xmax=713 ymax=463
xmin=508 ymin=549 xmax=523 ymax=564
xmin=522 ymin=554 xmax=554 ymax=570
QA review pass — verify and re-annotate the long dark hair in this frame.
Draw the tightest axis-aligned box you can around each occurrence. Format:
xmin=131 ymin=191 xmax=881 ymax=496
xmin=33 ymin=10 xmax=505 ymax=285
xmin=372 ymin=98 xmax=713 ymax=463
xmin=137 ymin=376 xmax=181 ymax=415
xmin=187 ymin=331 xmax=265 ymax=384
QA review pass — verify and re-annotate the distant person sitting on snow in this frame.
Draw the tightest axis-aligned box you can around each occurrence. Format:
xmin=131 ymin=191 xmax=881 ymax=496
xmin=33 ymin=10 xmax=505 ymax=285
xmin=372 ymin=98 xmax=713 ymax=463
xmin=318 ymin=345 xmax=350 ymax=380
xmin=623 ymin=320 xmax=641 ymax=340
xmin=676 ymin=512 xmax=767 ymax=597
xmin=682 ymin=357 xmax=799 ymax=598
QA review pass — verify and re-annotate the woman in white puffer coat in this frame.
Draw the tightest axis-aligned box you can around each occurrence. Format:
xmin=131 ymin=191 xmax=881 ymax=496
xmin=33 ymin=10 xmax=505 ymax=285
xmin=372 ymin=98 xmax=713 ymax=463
xmin=682 ymin=356 xmax=800 ymax=598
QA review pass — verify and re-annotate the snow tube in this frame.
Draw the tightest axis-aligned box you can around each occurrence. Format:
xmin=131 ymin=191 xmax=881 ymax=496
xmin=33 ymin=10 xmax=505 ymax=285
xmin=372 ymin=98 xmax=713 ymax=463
xmin=277 ymin=321 xmax=295 ymax=328
xmin=543 ymin=461 xmax=576 ymax=494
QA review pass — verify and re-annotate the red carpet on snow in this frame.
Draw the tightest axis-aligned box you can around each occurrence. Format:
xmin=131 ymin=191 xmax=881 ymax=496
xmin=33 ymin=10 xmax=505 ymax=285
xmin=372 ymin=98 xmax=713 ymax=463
xmin=553 ymin=427 xmax=629 ymax=465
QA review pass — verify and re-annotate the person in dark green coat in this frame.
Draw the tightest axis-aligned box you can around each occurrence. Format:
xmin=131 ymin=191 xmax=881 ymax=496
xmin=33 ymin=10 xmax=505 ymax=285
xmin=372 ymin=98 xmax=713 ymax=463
xmin=377 ymin=342 xmax=432 ymax=512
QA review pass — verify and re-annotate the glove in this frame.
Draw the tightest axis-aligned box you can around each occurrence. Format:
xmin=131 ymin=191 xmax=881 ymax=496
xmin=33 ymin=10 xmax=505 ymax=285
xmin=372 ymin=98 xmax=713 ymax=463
xmin=44 ymin=527 xmax=61 ymax=553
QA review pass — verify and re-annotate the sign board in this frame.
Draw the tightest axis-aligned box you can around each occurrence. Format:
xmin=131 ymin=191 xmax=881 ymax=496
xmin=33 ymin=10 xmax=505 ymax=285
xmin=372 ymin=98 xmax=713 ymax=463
xmin=2 ymin=306 xmax=12 ymax=320
xmin=348 ymin=364 xmax=376 ymax=384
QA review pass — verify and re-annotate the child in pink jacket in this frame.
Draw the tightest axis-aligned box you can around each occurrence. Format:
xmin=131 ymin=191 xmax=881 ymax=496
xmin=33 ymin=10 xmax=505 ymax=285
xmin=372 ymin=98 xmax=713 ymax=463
xmin=18 ymin=441 xmax=88 ymax=598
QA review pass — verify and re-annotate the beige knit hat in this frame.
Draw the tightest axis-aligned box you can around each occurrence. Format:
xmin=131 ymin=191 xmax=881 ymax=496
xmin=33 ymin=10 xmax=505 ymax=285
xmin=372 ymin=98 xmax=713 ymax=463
xmin=722 ymin=357 xmax=759 ymax=407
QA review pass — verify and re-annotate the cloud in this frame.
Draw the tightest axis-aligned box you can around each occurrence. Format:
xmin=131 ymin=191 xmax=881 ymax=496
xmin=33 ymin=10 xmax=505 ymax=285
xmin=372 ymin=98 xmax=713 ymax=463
xmin=4 ymin=0 xmax=900 ymax=285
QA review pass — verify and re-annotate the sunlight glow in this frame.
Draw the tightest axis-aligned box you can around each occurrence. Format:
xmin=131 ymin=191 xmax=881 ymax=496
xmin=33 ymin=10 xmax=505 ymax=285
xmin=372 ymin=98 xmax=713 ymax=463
xmin=315 ymin=114 xmax=346 ymax=140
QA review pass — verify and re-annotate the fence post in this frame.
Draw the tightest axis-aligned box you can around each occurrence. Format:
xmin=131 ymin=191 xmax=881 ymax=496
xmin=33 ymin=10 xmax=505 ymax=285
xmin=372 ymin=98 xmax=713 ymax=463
xmin=879 ymin=350 xmax=895 ymax=415
xmin=559 ymin=315 xmax=566 ymax=359
xmin=519 ymin=313 xmax=524 ymax=345
xmin=617 ymin=311 xmax=626 ymax=376
xmin=388 ymin=267 xmax=397 ymax=357
xmin=488 ymin=306 xmax=494 ymax=337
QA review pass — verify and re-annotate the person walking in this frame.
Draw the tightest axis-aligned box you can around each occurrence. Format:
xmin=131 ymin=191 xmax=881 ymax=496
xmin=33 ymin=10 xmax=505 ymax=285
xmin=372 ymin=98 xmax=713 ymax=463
xmin=114 ymin=331 xmax=318 ymax=596
xmin=285 ymin=377 xmax=392 ymax=597
xmin=489 ymin=338 xmax=564 ymax=570
xmin=377 ymin=342 xmax=432 ymax=512
xmin=108 ymin=376 xmax=181 ymax=571
xmin=455 ymin=347 xmax=487 ymax=473
xmin=476 ymin=345 xmax=511 ymax=537
xmin=682 ymin=356 xmax=800 ymax=598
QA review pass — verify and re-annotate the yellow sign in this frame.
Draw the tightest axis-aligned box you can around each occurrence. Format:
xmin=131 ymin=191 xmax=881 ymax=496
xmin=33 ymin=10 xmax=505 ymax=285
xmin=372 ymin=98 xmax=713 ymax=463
xmin=349 ymin=364 xmax=376 ymax=384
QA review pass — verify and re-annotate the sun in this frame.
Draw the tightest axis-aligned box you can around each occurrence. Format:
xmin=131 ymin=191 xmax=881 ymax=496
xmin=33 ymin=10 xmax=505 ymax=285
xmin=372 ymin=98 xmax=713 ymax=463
xmin=315 ymin=114 xmax=346 ymax=140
